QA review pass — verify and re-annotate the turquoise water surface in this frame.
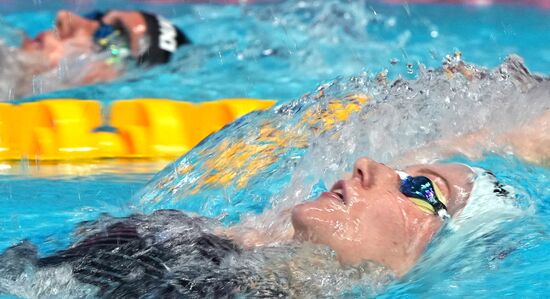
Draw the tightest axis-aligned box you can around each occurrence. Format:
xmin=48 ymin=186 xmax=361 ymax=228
xmin=0 ymin=0 xmax=549 ymax=297
xmin=1 ymin=0 xmax=549 ymax=103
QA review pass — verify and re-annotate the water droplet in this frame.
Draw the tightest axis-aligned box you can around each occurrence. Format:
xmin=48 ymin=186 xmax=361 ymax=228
xmin=371 ymin=7 xmax=378 ymax=16
xmin=407 ymin=63 xmax=414 ymax=74
xmin=262 ymin=48 xmax=274 ymax=56
xmin=454 ymin=51 xmax=462 ymax=62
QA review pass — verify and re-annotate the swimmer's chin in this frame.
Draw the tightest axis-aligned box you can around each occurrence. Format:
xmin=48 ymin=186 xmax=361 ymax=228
xmin=291 ymin=204 xmax=329 ymax=245
xmin=290 ymin=203 xmax=310 ymax=240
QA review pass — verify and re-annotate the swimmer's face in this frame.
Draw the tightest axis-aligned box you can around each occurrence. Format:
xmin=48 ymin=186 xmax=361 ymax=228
xmin=20 ymin=11 xmax=98 ymax=69
xmin=291 ymin=157 xmax=473 ymax=274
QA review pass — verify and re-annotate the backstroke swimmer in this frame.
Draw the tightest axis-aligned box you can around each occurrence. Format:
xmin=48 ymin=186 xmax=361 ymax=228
xmin=0 ymin=10 xmax=190 ymax=100
xmin=0 ymin=106 xmax=548 ymax=297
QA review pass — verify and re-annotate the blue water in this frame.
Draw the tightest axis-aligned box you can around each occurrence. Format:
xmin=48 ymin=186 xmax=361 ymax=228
xmin=0 ymin=0 xmax=549 ymax=298
xmin=0 ymin=171 xmax=150 ymax=255
xmin=1 ymin=0 xmax=549 ymax=103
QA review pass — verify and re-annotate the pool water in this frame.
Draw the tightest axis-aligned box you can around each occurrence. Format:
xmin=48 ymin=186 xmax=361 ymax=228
xmin=0 ymin=165 xmax=155 ymax=255
xmin=0 ymin=0 xmax=549 ymax=298
xmin=1 ymin=0 xmax=549 ymax=103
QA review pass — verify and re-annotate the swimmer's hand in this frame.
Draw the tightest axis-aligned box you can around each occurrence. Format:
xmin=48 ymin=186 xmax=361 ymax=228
xmin=102 ymin=11 xmax=147 ymax=57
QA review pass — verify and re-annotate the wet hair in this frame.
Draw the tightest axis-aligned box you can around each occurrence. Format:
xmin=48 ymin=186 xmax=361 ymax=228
xmin=2 ymin=210 xmax=288 ymax=298
xmin=1 ymin=210 xmax=394 ymax=297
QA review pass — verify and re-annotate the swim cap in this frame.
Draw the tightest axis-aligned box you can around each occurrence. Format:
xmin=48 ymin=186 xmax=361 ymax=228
xmin=83 ymin=10 xmax=191 ymax=65
xmin=137 ymin=11 xmax=191 ymax=65
xmin=447 ymin=167 xmax=519 ymax=234
xmin=468 ymin=168 xmax=512 ymax=199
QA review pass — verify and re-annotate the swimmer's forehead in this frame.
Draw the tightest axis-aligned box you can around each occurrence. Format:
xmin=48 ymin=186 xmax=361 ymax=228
xmin=341 ymin=163 xmax=473 ymax=183
xmin=403 ymin=163 xmax=471 ymax=174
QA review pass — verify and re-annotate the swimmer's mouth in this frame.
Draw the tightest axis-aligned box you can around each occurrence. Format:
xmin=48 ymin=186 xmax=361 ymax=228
xmin=22 ymin=33 xmax=45 ymax=49
xmin=328 ymin=180 xmax=346 ymax=204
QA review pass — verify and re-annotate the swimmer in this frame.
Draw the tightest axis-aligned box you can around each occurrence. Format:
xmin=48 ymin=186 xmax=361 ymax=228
xmin=0 ymin=10 xmax=190 ymax=99
xmin=0 ymin=112 xmax=547 ymax=297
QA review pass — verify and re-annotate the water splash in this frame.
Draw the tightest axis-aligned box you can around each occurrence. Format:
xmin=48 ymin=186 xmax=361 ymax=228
xmin=1 ymin=55 xmax=548 ymax=298
xmin=133 ymin=54 xmax=546 ymax=213
xmin=128 ymin=54 xmax=548 ymax=297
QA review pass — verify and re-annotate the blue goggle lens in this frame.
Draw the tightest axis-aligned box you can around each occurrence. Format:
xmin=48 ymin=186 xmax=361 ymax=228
xmin=400 ymin=175 xmax=438 ymax=205
xmin=399 ymin=174 xmax=449 ymax=219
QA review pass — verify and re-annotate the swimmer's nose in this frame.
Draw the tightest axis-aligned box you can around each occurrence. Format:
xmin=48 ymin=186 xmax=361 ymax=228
xmin=352 ymin=157 xmax=373 ymax=187
xmin=56 ymin=10 xmax=87 ymax=39
xmin=21 ymin=36 xmax=32 ymax=47
xmin=55 ymin=10 xmax=72 ymax=38
xmin=352 ymin=157 xmax=393 ymax=188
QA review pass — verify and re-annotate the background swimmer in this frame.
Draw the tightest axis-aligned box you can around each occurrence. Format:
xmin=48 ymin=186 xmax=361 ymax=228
xmin=0 ymin=9 xmax=190 ymax=100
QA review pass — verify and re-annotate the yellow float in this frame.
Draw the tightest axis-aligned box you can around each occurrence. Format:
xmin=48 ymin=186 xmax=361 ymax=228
xmin=0 ymin=98 xmax=276 ymax=161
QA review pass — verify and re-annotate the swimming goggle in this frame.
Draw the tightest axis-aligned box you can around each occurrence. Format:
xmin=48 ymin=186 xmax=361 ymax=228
xmin=82 ymin=11 xmax=131 ymax=64
xmin=397 ymin=171 xmax=450 ymax=220
xmin=82 ymin=11 xmax=116 ymax=40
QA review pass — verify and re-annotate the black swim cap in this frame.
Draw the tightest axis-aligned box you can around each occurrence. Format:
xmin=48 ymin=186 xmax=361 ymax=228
xmin=137 ymin=12 xmax=191 ymax=65
xmin=83 ymin=10 xmax=191 ymax=65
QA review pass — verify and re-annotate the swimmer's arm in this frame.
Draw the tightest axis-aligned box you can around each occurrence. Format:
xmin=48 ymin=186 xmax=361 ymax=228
xmin=400 ymin=110 xmax=550 ymax=165
xmin=502 ymin=110 xmax=550 ymax=164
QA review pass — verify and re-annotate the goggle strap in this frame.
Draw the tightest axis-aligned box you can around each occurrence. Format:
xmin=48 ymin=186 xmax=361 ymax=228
xmin=409 ymin=196 xmax=450 ymax=220
xmin=408 ymin=197 xmax=436 ymax=214
xmin=432 ymin=182 xmax=447 ymax=206
xmin=437 ymin=209 xmax=451 ymax=220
